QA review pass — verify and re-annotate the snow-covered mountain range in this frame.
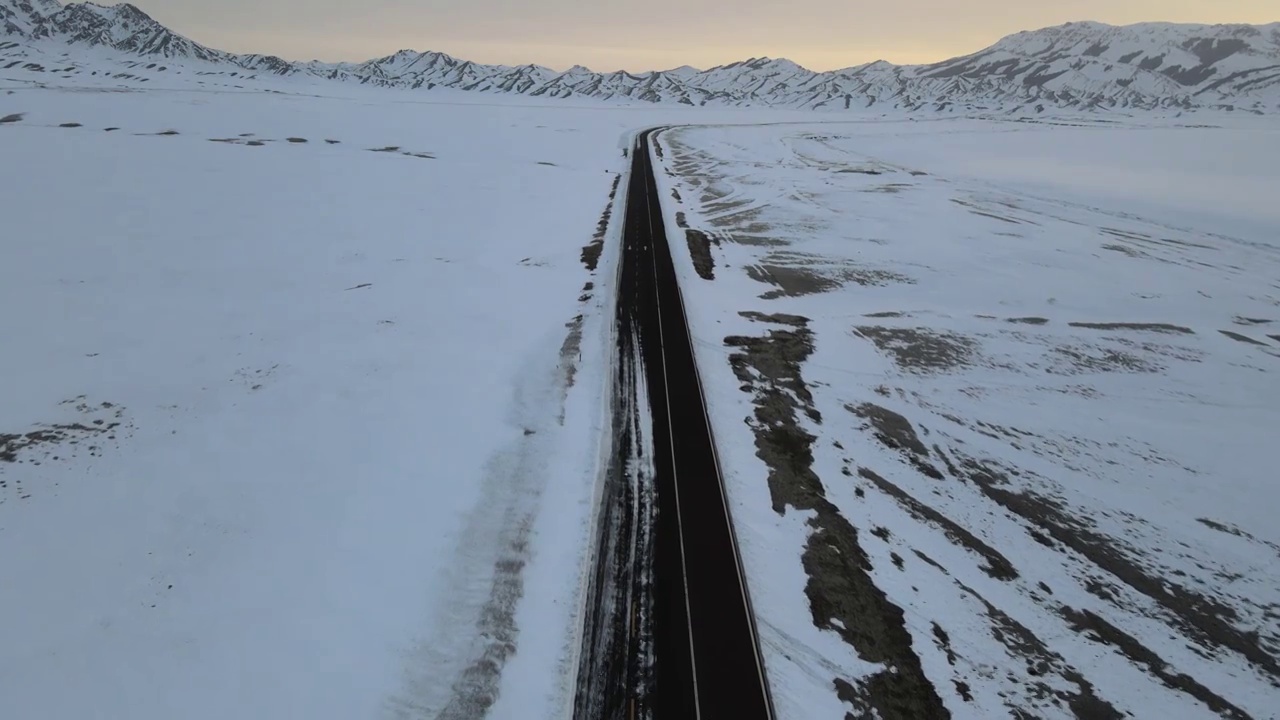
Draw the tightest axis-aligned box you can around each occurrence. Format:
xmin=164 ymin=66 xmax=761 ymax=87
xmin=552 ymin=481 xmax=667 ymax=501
xmin=3 ymin=0 xmax=1278 ymax=113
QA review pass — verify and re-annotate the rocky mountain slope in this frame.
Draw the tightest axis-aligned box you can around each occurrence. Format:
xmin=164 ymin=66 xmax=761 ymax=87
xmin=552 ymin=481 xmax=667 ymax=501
xmin=3 ymin=0 xmax=1278 ymax=112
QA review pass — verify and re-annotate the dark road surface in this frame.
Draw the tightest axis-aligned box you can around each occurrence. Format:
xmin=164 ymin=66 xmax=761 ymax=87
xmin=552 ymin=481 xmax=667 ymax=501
xmin=588 ymin=128 xmax=775 ymax=719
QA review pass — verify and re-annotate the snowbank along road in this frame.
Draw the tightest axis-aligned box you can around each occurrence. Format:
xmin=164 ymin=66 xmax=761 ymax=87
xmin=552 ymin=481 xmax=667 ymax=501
xmin=575 ymin=130 xmax=775 ymax=719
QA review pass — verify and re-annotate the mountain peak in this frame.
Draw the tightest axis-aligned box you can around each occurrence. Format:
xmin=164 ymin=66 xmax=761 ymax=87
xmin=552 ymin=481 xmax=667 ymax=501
xmin=2 ymin=0 xmax=62 ymax=35
xmin=3 ymin=9 xmax=1277 ymax=113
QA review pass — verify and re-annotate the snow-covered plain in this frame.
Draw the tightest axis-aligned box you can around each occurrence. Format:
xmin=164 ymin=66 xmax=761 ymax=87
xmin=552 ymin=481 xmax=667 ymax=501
xmin=651 ymin=118 xmax=1280 ymax=718
xmin=4 ymin=49 xmax=1279 ymax=720
xmin=0 ymin=75 xmax=826 ymax=719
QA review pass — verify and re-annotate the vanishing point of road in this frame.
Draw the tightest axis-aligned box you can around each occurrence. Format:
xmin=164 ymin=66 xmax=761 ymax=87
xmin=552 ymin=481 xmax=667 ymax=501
xmin=585 ymin=128 xmax=776 ymax=719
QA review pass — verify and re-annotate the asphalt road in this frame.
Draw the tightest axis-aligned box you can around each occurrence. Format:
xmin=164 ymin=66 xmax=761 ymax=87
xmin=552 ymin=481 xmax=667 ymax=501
xmin=623 ymin=129 xmax=774 ymax=719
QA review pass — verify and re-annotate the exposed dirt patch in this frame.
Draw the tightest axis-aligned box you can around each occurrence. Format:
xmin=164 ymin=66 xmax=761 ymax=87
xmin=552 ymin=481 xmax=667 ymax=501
xmin=1049 ymin=343 xmax=1161 ymax=374
xmin=931 ymin=623 xmax=958 ymax=666
xmin=728 ymin=234 xmax=791 ymax=248
xmin=154 ymin=129 xmax=179 ymax=136
xmin=725 ymin=314 xmax=948 ymax=720
xmin=1219 ymin=330 xmax=1267 ymax=346
xmin=559 ymin=315 xmax=584 ymax=391
xmin=1049 ymin=335 xmax=1198 ymax=376
xmin=844 ymin=268 xmax=912 ymax=287
xmin=1 ymin=404 xmax=124 ymax=465
xmin=954 ymin=451 xmax=1280 ymax=682
xmin=707 ymin=204 xmax=766 ymax=231
xmin=1085 ymin=571 xmax=1126 ymax=604
xmin=0 ymin=425 xmax=106 ymax=464
xmin=686 ymin=229 xmax=719 ymax=280
xmin=1060 ymin=607 xmax=1252 ymax=720
xmin=739 ymin=311 xmax=809 ymax=327
xmin=1069 ymin=322 xmax=1194 ymax=335
xmin=286 ymin=137 xmax=307 ymax=143
xmin=0 ymin=113 xmax=23 ymax=124
xmin=1197 ymin=518 xmax=1248 ymax=538
xmin=746 ymin=264 xmax=838 ymax=298
xmin=859 ymin=468 xmax=1017 ymax=580
xmin=325 ymin=139 xmax=340 ymax=144
xmin=966 ymin=587 xmax=1123 ymax=719
xmin=1157 ymin=236 xmax=1217 ymax=251
xmin=428 ymin=514 xmax=535 ymax=719
xmin=747 ymin=254 xmax=913 ymax=299
xmin=580 ymin=174 xmax=621 ymax=272
xmin=1195 ymin=518 xmax=1280 ymax=557
xmin=855 ymin=326 xmax=978 ymax=373
xmin=1102 ymin=228 xmax=1151 ymax=241
xmin=865 ymin=311 xmax=906 ymax=318
xmin=370 ymin=145 xmax=401 ymax=152
xmin=1233 ymin=317 xmax=1272 ymax=326
xmin=726 ymin=319 xmax=820 ymax=428
xmin=1 ymin=399 xmax=131 ymax=502
xmin=1007 ymin=317 xmax=1050 ymax=325
xmin=848 ymin=403 xmax=943 ymax=479
xmin=951 ymin=198 xmax=1023 ymax=225
xmin=849 ymin=403 xmax=928 ymax=457
xmin=913 ymin=549 xmax=947 ymax=573
xmin=1102 ymin=243 xmax=1149 ymax=259
xmin=59 ymin=122 xmax=82 ymax=127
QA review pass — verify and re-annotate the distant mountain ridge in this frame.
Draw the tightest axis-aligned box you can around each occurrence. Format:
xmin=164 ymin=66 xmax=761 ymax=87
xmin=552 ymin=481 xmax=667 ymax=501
xmin=3 ymin=0 xmax=1278 ymax=113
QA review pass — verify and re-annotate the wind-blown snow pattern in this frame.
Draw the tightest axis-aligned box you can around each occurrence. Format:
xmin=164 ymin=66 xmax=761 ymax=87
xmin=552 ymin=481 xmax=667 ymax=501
xmin=2 ymin=0 xmax=1278 ymax=113
xmin=648 ymin=117 xmax=1280 ymax=720
xmin=3 ymin=1 xmax=1279 ymax=719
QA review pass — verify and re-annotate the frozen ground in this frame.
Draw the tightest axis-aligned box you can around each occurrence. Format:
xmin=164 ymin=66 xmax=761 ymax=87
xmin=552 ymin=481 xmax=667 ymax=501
xmin=4 ymin=60 xmax=1278 ymax=720
xmin=0 ymin=75 xmax=825 ymax=719
xmin=651 ymin=117 xmax=1280 ymax=719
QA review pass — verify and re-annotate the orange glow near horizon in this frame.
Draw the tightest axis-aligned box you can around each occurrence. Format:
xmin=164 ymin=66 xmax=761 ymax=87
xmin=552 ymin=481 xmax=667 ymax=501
xmin=134 ymin=0 xmax=1278 ymax=73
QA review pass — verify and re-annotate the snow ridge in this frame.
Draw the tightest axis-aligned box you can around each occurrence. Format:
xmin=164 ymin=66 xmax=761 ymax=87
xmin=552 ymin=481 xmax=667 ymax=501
xmin=3 ymin=0 xmax=1279 ymax=112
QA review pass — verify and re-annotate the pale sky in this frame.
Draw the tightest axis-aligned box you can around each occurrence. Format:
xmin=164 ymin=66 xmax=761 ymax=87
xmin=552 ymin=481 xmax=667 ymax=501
xmin=129 ymin=0 xmax=1278 ymax=72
